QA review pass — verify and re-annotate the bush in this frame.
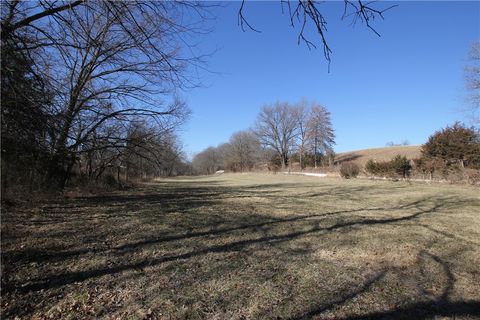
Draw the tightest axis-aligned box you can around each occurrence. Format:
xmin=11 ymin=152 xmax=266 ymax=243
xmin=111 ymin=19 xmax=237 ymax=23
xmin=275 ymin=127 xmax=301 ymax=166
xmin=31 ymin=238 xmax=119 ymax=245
xmin=340 ymin=162 xmax=359 ymax=179
xmin=365 ymin=159 xmax=376 ymax=175
xmin=267 ymin=153 xmax=282 ymax=174
xmin=390 ymin=155 xmax=412 ymax=178
xmin=422 ymin=122 xmax=480 ymax=169
xmin=365 ymin=159 xmax=393 ymax=177
xmin=412 ymin=157 xmax=435 ymax=179
xmin=465 ymin=169 xmax=480 ymax=185
xmin=365 ymin=155 xmax=411 ymax=179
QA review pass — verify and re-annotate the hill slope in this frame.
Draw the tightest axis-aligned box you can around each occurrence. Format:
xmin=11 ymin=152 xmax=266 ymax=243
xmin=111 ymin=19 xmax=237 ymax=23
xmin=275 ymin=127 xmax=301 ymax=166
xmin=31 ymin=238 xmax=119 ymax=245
xmin=335 ymin=145 xmax=421 ymax=167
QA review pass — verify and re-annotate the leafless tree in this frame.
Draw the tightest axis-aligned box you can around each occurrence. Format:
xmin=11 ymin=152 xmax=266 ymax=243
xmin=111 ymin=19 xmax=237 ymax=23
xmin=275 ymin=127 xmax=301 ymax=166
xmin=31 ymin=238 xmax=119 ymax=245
xmin=192 ymin=146 xmax=223 ymax=175
xmin=465 ymin=41 xmax=480 ymax=127
xmin=119 ymin=123 xmax=186 ymax=180
xmin=254 ymin=102 xmax=298 ymax=169
xmin=223 ymin=130 xmax=261 ymax=172
xmin=386 ymin=140 xmax=410 ymax=147
xmin=238 ymin=0 xmax=397 ymax=64
xmin=74 ymin=119 xmax=187 ymax=184
xmin=293 ymin=99 xmax=310 ymax=170
xmin=1 ymin=1 xmax=84 ymax=40
xmin=307 ymin=103 xmax=335 ymax=168
xmin=2 ymin=1 xmax=210 ymax=187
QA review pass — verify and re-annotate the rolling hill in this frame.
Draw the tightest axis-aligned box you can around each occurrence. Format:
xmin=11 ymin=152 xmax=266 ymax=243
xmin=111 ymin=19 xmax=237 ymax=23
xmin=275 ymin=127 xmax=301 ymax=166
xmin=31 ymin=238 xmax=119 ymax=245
xmin=335 ymin=145 xmax=422 ymax=167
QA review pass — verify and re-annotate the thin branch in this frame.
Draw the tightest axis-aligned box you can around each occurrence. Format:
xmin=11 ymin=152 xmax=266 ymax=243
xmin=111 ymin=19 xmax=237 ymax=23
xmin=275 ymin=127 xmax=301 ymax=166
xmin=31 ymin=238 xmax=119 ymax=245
xmin=2 ymin=0 xmax=84 ymax=39
xmin=238 ymin=0 xmax=261 ymax=33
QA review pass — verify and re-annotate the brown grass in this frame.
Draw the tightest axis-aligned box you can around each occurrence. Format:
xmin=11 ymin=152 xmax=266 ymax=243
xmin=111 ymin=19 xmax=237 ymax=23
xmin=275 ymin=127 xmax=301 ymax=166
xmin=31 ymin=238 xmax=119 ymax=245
xmin=1 ymin=173 xmax=479 ymax=319
xmin=335 ymin=146 xmax=421 ymax=167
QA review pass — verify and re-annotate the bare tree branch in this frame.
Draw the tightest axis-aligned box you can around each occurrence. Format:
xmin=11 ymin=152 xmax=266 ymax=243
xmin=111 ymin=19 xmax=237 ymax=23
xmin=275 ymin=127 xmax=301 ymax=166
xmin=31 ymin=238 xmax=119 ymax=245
xmin=237 ymin=0 xmax=397 ymax=64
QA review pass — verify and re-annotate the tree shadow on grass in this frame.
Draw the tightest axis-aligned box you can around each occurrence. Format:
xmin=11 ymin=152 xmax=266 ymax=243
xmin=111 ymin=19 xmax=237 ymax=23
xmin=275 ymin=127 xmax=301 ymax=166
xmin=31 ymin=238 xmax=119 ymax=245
xmin=2 ymin=196 xmax=438 ymax=267
xmin=4 ymin=196 xmax=453 ymax=294
xmin=338 ymin=301 xmax=480 ymax=319
xmin=288 ymin=271 xmax=387 ymax=320
xmin=290 ymin=250 xmax=480 ymax=320
xmin=2 ymin=180 xmax=479 ymax=319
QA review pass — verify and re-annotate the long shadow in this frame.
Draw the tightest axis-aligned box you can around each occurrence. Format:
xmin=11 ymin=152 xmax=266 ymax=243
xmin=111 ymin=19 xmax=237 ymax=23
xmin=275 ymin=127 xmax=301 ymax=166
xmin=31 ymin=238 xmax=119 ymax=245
xmin=336 ymin=301 xmax=480 ymax=319
xmin=335 ymin=153 xmax=362 ymax=164
xmin=2 ymin=197 xmax=436 ymax=266
xmin=114 ymin=197 xmax=431 ymax=252
xmin=2 ymin=186 xmax=228 ymax=230
xmin=288 ymin=271 xmax=387 ymax=320
xmin=291 ymin=247 xmax=480 ymax=319
xmin=417 ymin=224 xmax=480 ymax=247
xmin=6 ymin=199 xmax=445 ymax=294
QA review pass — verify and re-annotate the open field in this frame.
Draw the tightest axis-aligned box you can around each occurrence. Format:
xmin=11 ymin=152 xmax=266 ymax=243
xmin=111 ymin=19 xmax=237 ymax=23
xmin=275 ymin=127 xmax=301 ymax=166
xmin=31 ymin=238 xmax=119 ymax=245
xmin=335 ymin=146 xmax=421 ymax=167
xmin=1 ymin=173 xmax=479 ymax=319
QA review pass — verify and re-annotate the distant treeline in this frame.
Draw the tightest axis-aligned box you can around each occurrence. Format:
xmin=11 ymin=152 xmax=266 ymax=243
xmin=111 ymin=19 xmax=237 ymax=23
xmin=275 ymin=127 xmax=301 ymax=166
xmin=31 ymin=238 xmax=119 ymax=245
xmin=192 ymin=100 xmax=335 ymax=175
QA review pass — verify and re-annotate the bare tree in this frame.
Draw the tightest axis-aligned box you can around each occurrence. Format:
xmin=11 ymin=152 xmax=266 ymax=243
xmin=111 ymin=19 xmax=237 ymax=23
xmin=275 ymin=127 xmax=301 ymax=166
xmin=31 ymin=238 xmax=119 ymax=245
xmin=293 ymin=99 xmax=310 ymax=170
xmin=192 ymin=147 xmax=223 ymax=175
xmin=465 ymin=41 xmax=480 ymax=127
xmin=2 ymin=1 xmax=210 ymax=187
xmin=254 ymin=102 xmax=298 ymax=169
xmin=119 ymin=123 xmax=186 ymax=180
xmin=223 ymin=130 xmax=261 ymax=172
xmin=1 ymin=1 xmax=84 ymax=41
xmin=238 ymin=0 xmax=397 ymax=64
xmin=386 ymin=140 xmax=410 ymax=147
xmin=307 ymin=103 xmax=335 ymax=168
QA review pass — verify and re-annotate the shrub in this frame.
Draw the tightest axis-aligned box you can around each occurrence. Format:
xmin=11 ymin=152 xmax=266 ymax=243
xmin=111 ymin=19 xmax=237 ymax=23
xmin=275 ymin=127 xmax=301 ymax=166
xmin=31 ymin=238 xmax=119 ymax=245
xmin=365 ymin=159 xmax=378 ymax=176
xmin=340 ymin=162 xmax=359 ymax=179
xmin=422 ymin=122 xmax=480 ymax=169
xmin=365 ymin=159 xmax=390 ymax=177
xmin=414 ymin=156 xmax=466 ymax=180
xmin=267 ymin=154 xmax=282 ymax=174
xmin=465 ymin=169 xmax=480 ymax=185
xmin=365 ymin=155 xmax=411 ymax=179
xmin=390 ymin=155 xmax=412 ymax=178
xmin=412 ymin=157 xmax=435 ymax=179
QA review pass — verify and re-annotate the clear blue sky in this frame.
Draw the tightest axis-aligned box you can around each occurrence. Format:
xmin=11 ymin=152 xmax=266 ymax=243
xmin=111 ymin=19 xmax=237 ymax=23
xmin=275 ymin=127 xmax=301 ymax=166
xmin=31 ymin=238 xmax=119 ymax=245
xmin=180 ymin=1 xmax=479 ymax=157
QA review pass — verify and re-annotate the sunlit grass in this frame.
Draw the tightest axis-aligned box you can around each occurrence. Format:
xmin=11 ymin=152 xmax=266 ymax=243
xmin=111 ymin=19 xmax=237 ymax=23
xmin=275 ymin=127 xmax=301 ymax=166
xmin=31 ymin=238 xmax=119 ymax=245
xmin=2 ymin=173 xmax=479 ymax=319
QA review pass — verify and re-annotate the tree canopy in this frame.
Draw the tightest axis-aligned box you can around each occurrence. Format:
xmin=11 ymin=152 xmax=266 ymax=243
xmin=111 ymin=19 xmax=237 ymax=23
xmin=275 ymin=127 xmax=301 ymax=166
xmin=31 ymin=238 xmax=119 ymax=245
xmin=421 ymin=122 xmax=480 ymax=169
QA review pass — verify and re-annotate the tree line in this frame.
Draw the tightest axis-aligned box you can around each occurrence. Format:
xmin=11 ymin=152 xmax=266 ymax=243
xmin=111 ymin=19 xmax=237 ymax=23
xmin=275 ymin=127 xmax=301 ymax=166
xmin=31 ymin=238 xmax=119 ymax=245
xmin=1 ymin=1 xmax=211 ymax=192
xmin=1 ymin=0 xmax=398 ymax=192
xmin=192 ymin=100 xmax=335 ymax=175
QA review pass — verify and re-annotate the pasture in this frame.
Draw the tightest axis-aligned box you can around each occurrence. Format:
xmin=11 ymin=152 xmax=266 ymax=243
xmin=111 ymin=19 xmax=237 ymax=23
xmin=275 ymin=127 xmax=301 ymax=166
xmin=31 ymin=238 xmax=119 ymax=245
xmin=1 ymin=174 xmax=479 ymax=319
xmin=335 ymin=146 xmax=421 ymax=167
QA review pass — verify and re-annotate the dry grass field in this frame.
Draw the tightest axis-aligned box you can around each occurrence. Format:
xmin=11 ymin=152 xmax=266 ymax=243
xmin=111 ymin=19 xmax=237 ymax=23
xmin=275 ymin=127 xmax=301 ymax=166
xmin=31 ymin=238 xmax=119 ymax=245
xmin=335 ymin=146 xmax=421 ymax=167
xmin=1 ymin=173 xmax=479 ymax=319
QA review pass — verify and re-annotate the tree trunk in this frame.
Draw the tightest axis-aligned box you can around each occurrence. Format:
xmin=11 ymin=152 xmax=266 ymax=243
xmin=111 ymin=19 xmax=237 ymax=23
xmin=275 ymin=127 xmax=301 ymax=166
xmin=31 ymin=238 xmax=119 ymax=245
xmin=46 ymin=153 xmax=67 ymax=189
xmin=281 ymin=153 xmax=288 ymax=169
xmin=62 ymin=154 xmax=76 ymax=188
xmin=299 ymin=148 xmax=303 ymax=171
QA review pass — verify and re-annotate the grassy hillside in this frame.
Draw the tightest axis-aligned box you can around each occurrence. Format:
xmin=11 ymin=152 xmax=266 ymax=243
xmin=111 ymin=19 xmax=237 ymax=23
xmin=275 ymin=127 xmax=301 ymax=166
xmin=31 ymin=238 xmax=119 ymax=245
xmin=335 ymin=145 xmax=422 ymax=167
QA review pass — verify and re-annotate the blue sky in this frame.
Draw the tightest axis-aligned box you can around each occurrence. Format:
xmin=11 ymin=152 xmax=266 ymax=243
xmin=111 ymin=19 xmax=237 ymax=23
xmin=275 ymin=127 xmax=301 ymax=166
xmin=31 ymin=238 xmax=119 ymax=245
xmin=180 ymin=1 xmax=479 ymax=157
